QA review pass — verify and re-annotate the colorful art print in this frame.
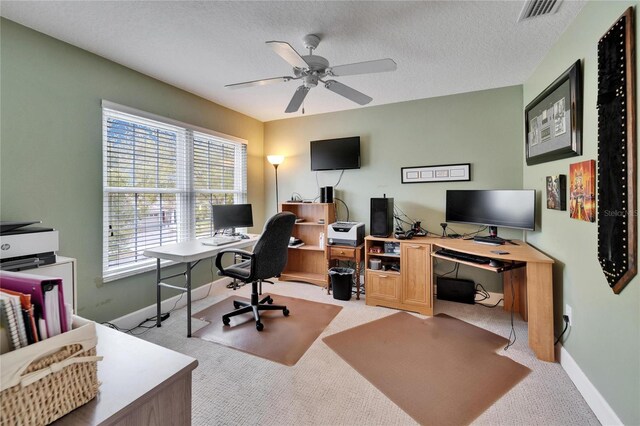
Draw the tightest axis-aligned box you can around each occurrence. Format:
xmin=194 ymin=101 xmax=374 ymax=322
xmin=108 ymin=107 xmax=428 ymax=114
xmin=546 ymin=175 xmax=566 ymax=211
xmin=569 ymin=160 xmax=596 ymax=222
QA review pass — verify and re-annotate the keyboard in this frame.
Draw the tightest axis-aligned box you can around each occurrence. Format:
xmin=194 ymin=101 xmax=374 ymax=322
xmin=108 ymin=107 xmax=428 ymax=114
xmin=435 ymin=248 xmax=491 ymax=264
xmin=201 ymin=236 xmax=241 ymax=246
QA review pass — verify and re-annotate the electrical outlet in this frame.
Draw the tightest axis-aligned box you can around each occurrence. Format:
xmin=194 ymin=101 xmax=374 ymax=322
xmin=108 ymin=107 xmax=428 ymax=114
xmin=565 ymin=304 xmax=572 ymax=326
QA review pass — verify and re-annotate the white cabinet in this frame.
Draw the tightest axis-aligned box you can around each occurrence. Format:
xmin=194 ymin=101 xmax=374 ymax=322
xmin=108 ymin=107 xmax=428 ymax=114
xmin=22 ymin=256 xmax=77 ymax=312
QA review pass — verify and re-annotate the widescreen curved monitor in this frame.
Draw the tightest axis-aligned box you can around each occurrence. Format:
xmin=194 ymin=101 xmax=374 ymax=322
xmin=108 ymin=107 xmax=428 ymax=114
xmin=445 ymin=190 xmax=535 ymax=231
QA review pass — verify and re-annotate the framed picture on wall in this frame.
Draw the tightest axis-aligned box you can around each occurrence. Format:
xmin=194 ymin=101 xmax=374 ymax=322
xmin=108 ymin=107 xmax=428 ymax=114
xmin=569 ymin=160 xmax=595 ymax=222
xmin=546 ymin=175 xmax=566 ymax=211
xmin=525 ymin=60 xmax=582 ymax=165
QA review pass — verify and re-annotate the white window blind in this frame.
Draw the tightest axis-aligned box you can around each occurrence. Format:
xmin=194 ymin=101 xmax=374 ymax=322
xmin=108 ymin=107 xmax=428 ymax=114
xmin=102 ymin=102 xmax=247 ymax=281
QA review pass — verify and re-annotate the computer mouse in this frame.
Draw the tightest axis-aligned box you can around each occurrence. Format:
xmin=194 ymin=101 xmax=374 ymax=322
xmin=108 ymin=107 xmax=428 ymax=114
xmin=240 ymin=234 xmax=250 ymax=239
xmin=489 ymin=259 xmax=502 ymax=268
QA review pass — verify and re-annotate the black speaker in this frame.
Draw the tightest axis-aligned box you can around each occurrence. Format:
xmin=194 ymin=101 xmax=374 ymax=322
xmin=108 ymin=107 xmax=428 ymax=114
xmin=320 ymin=186 xmax=334 ymax=203
xmin=370 ymin=197 xmax=394 ymax=237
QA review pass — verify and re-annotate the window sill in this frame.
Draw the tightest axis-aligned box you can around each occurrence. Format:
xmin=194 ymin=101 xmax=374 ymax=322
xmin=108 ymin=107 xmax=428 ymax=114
xmin=103 ymin=259 xmax=177 ymax=283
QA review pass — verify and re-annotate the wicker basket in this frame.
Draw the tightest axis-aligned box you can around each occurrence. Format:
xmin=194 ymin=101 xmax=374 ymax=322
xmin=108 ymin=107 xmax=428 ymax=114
xmin=0 ymin=317 xmax=101 ymax=426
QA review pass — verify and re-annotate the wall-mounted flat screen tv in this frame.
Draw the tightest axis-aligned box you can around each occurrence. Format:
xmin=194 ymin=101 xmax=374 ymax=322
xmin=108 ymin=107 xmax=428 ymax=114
xmin=310 ymin=136 xmax=360 ymax=171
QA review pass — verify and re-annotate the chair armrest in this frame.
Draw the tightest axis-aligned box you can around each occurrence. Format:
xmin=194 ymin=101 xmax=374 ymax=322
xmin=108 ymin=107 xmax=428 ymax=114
xmin=215 ymin=249 xmax=255 ymax=276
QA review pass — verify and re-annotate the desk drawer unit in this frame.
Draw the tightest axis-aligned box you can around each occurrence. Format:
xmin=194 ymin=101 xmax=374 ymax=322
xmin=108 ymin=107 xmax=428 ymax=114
xmin=329 ymin=246 xmax=355 ymax=259
xmin=365 ymin=236 xmax=433 ymax=316
xmin=366 ymin=270 xmax=401 ymax=302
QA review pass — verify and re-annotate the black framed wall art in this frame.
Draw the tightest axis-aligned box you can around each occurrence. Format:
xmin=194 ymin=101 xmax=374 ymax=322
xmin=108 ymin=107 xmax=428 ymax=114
xmin=525 ymin=60 xmax=582 ymax=165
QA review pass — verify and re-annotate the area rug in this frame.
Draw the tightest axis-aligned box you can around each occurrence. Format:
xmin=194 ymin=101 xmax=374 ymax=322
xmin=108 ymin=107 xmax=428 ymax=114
xmin=322 ymin=312 xmax=531 ymax=425
xmin=192 ymin=294 xmax=342 ymax=366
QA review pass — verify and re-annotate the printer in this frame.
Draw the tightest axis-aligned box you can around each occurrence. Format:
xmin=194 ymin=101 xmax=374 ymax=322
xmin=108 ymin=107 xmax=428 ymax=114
xmin=0 ymin=221 xmax=58 ymax=271
xmin=327 ymin=221 xmax=365 ymax=247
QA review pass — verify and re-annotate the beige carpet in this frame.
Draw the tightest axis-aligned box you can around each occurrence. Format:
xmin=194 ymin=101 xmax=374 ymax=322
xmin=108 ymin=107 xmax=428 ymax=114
xmin=137 ymin=279 xmax=599 ymax=425
xmin=192 ymin=294 xmax=342 ymax=366
xmin=323 ymin=312 xmax=531 ymax=425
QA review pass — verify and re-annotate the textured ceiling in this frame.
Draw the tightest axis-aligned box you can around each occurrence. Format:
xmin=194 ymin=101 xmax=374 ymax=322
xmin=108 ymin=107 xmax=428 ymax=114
xmin=1 ymin=1 xmax=585 ymax=122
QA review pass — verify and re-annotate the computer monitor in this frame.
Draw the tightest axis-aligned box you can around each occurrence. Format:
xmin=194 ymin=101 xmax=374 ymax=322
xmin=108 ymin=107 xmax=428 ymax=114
xmin=211 ymin=204 xmax=253 ymax=234
xmin=445 ymin=190 xmax=535 ymax=244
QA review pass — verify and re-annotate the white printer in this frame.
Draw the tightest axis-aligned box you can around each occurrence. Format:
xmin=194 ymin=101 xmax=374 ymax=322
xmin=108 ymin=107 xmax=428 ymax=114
xmin=0 ymin=221 xmax=59 ymax=271
xmin=327 ymin=221 xmax=365 ymax=247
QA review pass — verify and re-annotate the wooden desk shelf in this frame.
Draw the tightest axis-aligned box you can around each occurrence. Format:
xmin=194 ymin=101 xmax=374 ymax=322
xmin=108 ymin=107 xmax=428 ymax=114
xmin=365 ymin=236 xmax=432 ymax=316
xmin=431 ymin=253 xmax=526 ymax=273
xmin=280 ymin=203 xmax=336 ymax=287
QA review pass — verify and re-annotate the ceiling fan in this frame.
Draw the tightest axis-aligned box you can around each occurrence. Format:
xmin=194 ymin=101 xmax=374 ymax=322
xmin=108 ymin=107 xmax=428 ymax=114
xmin=225 ymin=34 xmax=397 ymax=113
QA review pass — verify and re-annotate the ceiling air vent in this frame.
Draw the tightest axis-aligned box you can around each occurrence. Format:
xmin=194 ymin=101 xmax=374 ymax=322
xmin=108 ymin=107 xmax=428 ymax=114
xmin=517 ymin=0 xmax=563 ymax=22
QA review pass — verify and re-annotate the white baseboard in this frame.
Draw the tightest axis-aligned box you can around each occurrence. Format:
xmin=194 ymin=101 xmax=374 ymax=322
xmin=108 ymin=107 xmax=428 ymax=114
xmin=109 ymin=277 xmax=233 ymax=330
xmin=558 ymin=344 xmax=622 ymax=425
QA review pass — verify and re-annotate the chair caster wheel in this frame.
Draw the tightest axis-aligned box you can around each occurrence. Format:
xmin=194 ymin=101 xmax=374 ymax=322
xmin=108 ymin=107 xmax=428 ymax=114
xmin=222 ymin=317 xmax=230 ymax=326
xmin=233 ymin=301 xmax=241 ymax=309
xmin=283 ymin=308 xmax=290 ymax=317
xmin=267 ymin=297 xmax=273 ymax=304
xmin=256 ymin=322 xmax=264 ymax=331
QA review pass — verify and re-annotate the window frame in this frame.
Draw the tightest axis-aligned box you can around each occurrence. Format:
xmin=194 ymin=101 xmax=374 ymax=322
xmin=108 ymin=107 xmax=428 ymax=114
xmin=102 ymin=100 xmax=248 ymax=282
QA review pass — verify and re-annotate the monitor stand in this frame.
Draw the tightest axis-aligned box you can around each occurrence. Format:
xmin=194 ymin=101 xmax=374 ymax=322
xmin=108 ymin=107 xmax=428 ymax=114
xmin=473 ymin=226 xmax=506 ymax=245
xmin=473 ymin=235 xmax=506 ymax=246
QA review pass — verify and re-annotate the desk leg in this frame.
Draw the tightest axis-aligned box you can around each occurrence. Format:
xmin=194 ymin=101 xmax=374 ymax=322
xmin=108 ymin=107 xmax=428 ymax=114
xmin=156 ymin=259 xmax=162 ymax=328
xmin=526 ymin=262 xmax=554 ymax=362
xmin=355 ymin=251 xmax=361 ymax=300
xmin=186 ymin=262 xmax=192 ymax=337
xmin=326 ymin=256 xmax=332 ymax=295
xmin=503 ymin=267 xmax=527 ymax=321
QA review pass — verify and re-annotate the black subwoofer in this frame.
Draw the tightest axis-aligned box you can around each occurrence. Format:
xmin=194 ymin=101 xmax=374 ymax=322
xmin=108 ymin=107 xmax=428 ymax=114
xmin=370 ymin=197 xmax=394 ymax=237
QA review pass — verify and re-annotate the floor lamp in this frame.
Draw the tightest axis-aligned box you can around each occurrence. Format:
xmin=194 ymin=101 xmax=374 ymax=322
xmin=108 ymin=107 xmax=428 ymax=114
xmin=267 ymin=155 xmax=284 ymax=211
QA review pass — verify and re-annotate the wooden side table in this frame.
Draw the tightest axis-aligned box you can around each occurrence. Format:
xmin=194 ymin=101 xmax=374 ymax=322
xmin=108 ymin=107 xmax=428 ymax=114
xmin=327 ymin=243 xmax=365 ymax=300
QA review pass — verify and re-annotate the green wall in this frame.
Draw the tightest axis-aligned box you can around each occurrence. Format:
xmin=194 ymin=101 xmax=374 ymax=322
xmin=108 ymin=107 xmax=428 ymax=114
xmin=264 ymin=86 xmax=524 ymax=291
xmin=523 ymin=1 xmax=639 ymax=423
xmin=3 ymin=5 xmax=637 ymax=421
xmin=0 ymin=19 xmax=266 ymax=322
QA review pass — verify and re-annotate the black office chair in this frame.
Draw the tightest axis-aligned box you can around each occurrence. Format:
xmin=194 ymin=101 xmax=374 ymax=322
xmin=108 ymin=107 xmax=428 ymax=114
xmin=215 ymin=212 xmax=296 ymax=331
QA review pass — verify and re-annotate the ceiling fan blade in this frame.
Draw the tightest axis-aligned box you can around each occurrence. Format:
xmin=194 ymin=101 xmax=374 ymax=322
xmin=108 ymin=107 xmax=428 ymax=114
xmin=225 ymin=76 xmax=292 ymax=89
xmin=324 ymin=80 xmax=372 ymax=105
xmin=285 ymin=85 xmax=311 ymax=113
xmin=266 ymin=41 xmax=309 ymax=69
xmin=329 ymin=58 xmax=397 ymax=77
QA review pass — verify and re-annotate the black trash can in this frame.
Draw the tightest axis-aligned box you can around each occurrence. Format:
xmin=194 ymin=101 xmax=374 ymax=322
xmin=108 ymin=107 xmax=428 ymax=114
xmin=329 ymin=267 xmax=354 ymax=301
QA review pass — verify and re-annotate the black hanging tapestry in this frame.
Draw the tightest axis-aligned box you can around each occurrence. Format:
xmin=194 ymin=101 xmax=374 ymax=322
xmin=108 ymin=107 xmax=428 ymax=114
xmin=597 ymin=7 xmax=636 ymax=294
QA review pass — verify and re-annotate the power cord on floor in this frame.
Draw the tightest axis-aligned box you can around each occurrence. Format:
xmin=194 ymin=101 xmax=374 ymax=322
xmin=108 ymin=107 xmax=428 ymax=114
xmin=554 ymin=315 xmax=570 ymax=345
xmin=103 ymin=269 xmax=216 ymax=336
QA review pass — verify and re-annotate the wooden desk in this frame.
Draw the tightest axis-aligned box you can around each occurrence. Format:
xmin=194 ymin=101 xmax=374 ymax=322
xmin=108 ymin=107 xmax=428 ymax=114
xmin=327 ymin=244 xmax=365 ymax=300
xmin=143 ymin=235 xmax=259 ymax=337
xmin=56 ymin=324 xmax=198 ymax=425
xmin=432 ymin=238 xmax=555 ymax=362
xmin=364 ymin=235 xmax=555 ymax=362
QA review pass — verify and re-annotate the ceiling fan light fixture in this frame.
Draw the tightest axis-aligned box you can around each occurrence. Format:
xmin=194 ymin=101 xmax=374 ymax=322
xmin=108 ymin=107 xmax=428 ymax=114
xmin=303 ymin=74 xmax=318 ymax=88
xmin=228 ymin=33 xmax=396 ymax=113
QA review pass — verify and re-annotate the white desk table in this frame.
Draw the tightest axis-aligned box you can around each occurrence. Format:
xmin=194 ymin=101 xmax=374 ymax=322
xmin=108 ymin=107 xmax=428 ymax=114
xmin=143 ymin=235 xmax=259 ymax=337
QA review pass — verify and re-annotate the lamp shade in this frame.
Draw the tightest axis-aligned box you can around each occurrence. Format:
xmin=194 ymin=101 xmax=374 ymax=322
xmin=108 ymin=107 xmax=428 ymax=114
xmin=267 ymin=155 xmax=285 ymax=166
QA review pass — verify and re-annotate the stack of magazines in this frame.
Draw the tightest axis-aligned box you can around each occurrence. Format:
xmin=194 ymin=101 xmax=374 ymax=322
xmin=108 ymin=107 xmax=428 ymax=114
xmin=0 ymin=270 xmax=71 ymax=354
